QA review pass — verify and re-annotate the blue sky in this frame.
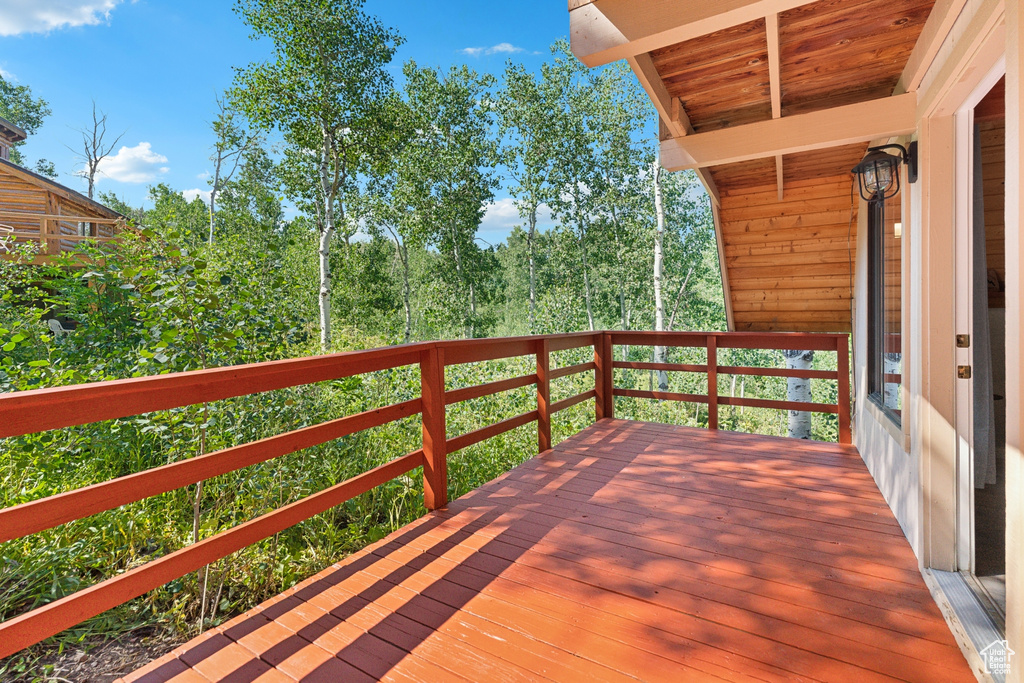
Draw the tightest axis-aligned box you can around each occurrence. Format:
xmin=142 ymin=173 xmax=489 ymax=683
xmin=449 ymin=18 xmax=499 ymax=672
xmin=0 ymin=0 xmax=572 ymax=240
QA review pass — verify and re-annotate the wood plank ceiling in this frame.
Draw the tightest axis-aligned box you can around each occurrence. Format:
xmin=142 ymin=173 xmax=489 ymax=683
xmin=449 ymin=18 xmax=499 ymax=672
xmin=622 ymin=0 xmax=936 ymax=332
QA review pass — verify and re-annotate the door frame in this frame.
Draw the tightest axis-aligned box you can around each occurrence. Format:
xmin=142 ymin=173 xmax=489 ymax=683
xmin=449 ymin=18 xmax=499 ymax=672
xmin=953 ymin=56 xmax=1007 ymax=572
xmin=917 ymin=3 xmax=1006 ymax=571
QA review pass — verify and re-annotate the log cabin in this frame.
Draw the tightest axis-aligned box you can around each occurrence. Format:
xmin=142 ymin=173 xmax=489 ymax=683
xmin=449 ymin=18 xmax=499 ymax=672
xmin=569 ymin=0 xmax=1022 ymax=678
xmin=0 ymin=1 xmax=1019 ymax=680
xmin=0 ymin=115 xmax=124 ymax=266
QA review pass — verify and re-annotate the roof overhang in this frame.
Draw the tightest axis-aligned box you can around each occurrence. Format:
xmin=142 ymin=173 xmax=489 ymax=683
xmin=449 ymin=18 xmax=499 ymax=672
xmin=0 ymin=116 xmax=27 ymax=144
xmin=569 ymin=0 xmax=952 ymax=332
xmin=569 ymin=0 xmax=820 ymax=68
xmin=0 ymin=157 xmax=123 ymax=220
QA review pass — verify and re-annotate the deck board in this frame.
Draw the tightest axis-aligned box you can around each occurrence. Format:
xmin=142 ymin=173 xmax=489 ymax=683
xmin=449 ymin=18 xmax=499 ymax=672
xmin=121 ymin=419 xmax=973 ymax=682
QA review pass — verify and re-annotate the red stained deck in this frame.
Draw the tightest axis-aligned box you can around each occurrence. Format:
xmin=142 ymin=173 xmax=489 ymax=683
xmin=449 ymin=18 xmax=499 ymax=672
xmin=121 ymin=419 xmax=972 ymax=682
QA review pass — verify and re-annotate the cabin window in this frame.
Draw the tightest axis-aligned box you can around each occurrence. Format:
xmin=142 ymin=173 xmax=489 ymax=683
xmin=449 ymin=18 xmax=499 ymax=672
xmin=866 ymin=187 xmax=902 ymax=424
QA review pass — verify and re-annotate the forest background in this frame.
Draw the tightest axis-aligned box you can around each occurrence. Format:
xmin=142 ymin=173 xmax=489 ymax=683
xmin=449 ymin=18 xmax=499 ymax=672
xmin=0 ymin=0 xmax=840 ymax=676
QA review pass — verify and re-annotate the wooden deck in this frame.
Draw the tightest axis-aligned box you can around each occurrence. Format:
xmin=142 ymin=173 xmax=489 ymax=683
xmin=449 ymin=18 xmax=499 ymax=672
xmin=121 ymin=419 xmax=972 ymax=683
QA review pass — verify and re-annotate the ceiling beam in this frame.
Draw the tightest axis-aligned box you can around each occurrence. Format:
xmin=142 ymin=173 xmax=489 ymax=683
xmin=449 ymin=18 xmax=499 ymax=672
xmin=660 ymin=93 xmax=918 ymax=171
xmin=569 ymin=0 xmax=817 ymax=67
xmin=629 ymin=53 xmax=722 ymax=206
xmin=766 ymin=12 xmax=783 ymax=200
xmin=628 ymin=54 xmax=687 ymax=137
xmin=895 ymin=0 xmax=970 ymax=94
xmin=766 ymin=13 xmax=782 ymax=118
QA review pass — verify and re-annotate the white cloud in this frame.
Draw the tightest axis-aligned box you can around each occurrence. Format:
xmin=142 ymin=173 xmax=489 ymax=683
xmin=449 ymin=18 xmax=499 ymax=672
xmin=0 ymin=0 xmax=123 ymax=36
xmin=196 ymin=170 xmax=210 ymax=180
xmin=490 ymin=42 xmax=523 ymax=54
xmin=460 ymin=42 xmax=526 ymax=57
xmin=96 ymin=142 xmax=168 ymax=184
xmin=182 ymin=188 xmax=211 ymax=204
xmin=479 ymin=197 xmax=552 ymax=234
xmin=0 ymin=67 xmax=16 ymax=81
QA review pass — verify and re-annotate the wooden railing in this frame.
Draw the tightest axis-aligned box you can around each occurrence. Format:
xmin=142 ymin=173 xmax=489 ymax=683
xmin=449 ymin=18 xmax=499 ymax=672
xmin=0 ymin=330 xmax=849 ymax=657
xmin=0 ymin=212 xmax=123 ymax=261
xmin=605 ymin=331 xmax=851 ymax=444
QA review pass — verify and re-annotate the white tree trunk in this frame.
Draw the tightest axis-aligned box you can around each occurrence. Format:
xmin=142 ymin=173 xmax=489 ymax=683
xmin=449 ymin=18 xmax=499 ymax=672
xmin=884 ymin=353 xmax=901 ymax=410
xmin=578 ymin=225 xmax=595 ymax=331
xmin=399 ymin=241 xmax=412 ymax=343
xmin=451 ymin=234 xmax=472 ymax=338
xmin=784 ymin=349 xmax=814 ymax=439
xmin=469 ymin=281 xmax=477 ymax=338
xmin=528 ymin=207 xmax=537 ymax=332
xmin=209 ymin=156 xmax=222 ymax=246
xmin=318 ymin=134 xmax=335 ymax=352
xmin=318 ymin=226 xmax=333 ymax=351
xmin=652 ymin=160 xmax=668 ymax=391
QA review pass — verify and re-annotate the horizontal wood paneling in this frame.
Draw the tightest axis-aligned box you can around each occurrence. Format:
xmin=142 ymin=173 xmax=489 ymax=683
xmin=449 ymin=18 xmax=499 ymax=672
xmin=550 ymin=388 xmax=597 ymax=414
xmin=549 ymin=361 xmax=596 ymax=380
xmin=719 ymin=173 xmax=857 ymax=332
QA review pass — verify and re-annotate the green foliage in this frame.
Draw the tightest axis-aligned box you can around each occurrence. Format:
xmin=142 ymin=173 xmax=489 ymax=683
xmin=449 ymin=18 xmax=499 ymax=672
xmin=0 ymin=76 xmax=52 ymax=168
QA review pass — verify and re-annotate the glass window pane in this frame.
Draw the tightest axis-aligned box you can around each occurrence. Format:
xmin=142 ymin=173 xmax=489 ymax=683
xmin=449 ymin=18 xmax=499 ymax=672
xmin=882 ymin=190 xmax=902 ymax=418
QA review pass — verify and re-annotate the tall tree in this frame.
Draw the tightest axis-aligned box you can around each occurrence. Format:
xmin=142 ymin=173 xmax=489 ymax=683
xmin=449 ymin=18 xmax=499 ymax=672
xmin=0 ymin=75 xmax=56 ymax=176
xmin=589 ymin=61 xmax=654 ymax=335
xmin=396 ymin=62 xmax=498 ymax=338
xmin=547 ymin=45 xmax=601 ymax=331
xmin=70 ymin=102 xmax=125 ymax=200
xmin=207 ymin=94 xmax=252 ymax=244
xmin=497 ymin=64 xmax=562 ymax=331
xmin=660 ymin=169 xmax=720 ymax=332
xmin=215 ymin=141 xmax=283 ymax=241
xmin=231 ymin=0 xmax=403 ymax=351
xmin=365 ymin=157 xmax=414 ymax=343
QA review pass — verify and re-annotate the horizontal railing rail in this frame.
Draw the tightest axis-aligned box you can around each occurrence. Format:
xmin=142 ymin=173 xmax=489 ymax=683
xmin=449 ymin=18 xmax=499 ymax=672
xmin=0 ymin=329 xmax=849 ymax=657
xmin=606 ymin=331 xmax=851 ymax=443
xmin=0 ymin=212 xmax=125 ymax=259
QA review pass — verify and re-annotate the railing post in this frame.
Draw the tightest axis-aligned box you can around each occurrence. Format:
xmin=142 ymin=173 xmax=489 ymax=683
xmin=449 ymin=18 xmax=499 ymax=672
xmin=707 ymin=334 xmax=719 ymax=430
xmin=537 ymin=338 xmax=551 ymax=452
xmin=837 ymin=335 xmax=852 ymax=444
xmin=420 ymin=345 xmax=447 ymax=509
xmin=594 ymin=332 xmax=614 ymax=421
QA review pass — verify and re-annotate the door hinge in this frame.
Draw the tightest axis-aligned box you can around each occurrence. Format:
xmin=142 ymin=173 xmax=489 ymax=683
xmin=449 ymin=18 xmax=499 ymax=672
xmin=956 ymin=334 xmax=970 ymax=348
xmin=957 ymin=365 xmax=972 ymax=379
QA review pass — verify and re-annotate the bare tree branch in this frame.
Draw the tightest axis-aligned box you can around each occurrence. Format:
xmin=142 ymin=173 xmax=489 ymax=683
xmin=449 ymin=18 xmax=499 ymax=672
xmin=68 ymin=102 xmax=126 ymax=203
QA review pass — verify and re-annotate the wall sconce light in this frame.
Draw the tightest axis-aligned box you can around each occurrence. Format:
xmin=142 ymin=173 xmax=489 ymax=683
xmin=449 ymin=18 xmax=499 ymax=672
xmin=851 ymin=142 xmax=917 ymax=202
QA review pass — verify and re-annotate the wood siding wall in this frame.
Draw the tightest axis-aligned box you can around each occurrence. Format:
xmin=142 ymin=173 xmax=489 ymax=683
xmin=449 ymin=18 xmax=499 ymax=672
xmin=719 ymin=174 xmax=858 ymax=332
xmin=0 ymin=166 xmax=118 ymax=257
